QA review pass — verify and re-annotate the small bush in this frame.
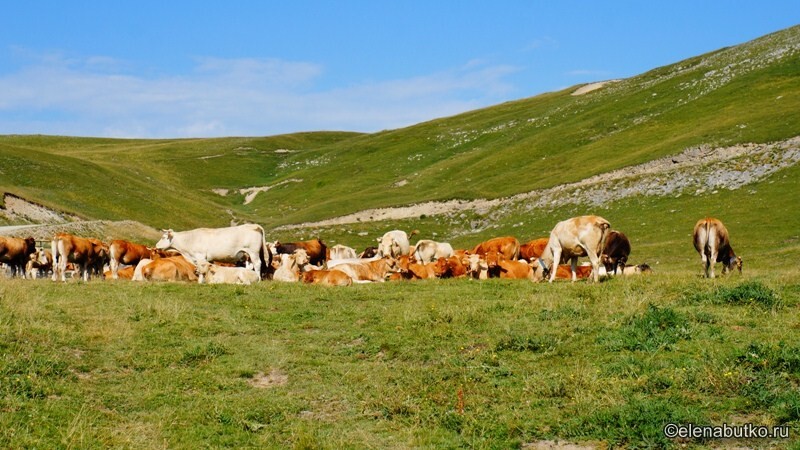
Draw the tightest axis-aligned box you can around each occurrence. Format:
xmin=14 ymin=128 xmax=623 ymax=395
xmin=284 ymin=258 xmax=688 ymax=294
xmin=686 ymin=281 xmax=781 ymax=309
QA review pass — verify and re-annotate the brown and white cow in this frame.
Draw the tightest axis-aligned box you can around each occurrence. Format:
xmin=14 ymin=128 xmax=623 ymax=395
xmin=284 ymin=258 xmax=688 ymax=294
xmin=301 ymin=269 xmax=353 ymax=287
xmin=531 ymin=215 xmax=611 ymax=283
xmin=693 ymin=217 xmax=742 ymax=278
xmin=0 ymin=236 xmax=37 ymax=277
xmin=519 ymin=238 xmax=549 ymax=262
xmin=26 ymin=249 xmax=53 ymax=279
xmin=273 ymin=238 xmax=327 ymax=267
xmin=109 ymin=239 xmax=160 ymax=279
xmin=412 ymin=239 xmax=454 ymax=263
xmin=273 ymin=249 xmax=310 ymax=282
xmin=601 ymin=230 xmax=631 ymax=276
xmin=51 ymin=233 xmax=107 ymax=282
xmin=155 ymin=224 xmax=268 ymax=282
xmin=471 ymin=236 xmax=520 ymax=261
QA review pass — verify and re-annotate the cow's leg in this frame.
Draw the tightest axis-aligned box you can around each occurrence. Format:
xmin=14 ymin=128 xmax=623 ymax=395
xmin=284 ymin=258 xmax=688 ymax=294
xmin=51 ymin=240 xmax=60 ymax=282
xmin=570 ymin=257 xmax=578 ymax=282
xmin=584 ymin=246 xmax=602 ymax=283
xmin=110 ymin=256 xmax=119 ymax=279
xmin=548 ymin=248 xmax=561 ymax=283
xmin=245 ymin=250 xmax=261 ymax=277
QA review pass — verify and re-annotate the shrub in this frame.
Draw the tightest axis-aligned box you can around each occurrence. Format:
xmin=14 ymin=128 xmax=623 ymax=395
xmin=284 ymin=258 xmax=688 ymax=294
xmin=605 ymin=304 xmax=692 ymax=352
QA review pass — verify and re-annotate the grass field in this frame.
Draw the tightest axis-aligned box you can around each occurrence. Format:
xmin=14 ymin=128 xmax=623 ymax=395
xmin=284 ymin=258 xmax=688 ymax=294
xmin=2 ymin=270 xmax=799 ymax=449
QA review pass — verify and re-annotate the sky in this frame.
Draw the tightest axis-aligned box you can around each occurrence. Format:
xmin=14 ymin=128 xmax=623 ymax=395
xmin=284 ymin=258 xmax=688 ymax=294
xmin=1 ymin=1 xmax=798 ymax=138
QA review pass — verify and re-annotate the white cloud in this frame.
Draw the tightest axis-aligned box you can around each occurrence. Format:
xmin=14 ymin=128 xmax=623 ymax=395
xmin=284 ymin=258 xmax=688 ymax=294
xmin=0 ymin=50 xmax=521 ymax=138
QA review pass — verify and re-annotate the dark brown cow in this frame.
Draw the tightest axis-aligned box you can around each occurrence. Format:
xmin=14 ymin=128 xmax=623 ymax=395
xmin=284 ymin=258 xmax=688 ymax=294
xmin=471 ymin=236 xmax=520 ymax=261
xmin=519 ymin=238 xmax=549 ymax=262
xmin=274 ymin=238 xmax=327 ymax=266
xmin=601 ymin=230 xmax=631 ymax=276
xmin=109 ymin=239 xmax=159 ymax=279
xmin=693 ymin=217 xmax=742 ymax=278
xmin=0 ymin=236 xmax=36 ymax=277
xmin=51 ymin=233 xmax=107 ymax=282
xmin=359 ymin=246 xmax=379 ymax=259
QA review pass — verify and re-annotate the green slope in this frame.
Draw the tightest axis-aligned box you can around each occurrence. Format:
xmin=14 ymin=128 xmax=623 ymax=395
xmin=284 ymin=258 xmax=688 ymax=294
xmin=1 ymin=25 xmax=799 ymax=235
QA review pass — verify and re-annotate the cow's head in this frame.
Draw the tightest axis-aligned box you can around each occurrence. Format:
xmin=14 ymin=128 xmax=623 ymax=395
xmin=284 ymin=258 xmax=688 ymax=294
xmin=155 ymin=229 xmax=174 ymax=250
xmin=195 ymin=261 xmax=212 ymax=276
xmin=293 ymin=249 xmax=310 ymax=267
xmin=23 ymin=237 xmax=37 ymax=255
xmin=530 ymin=258 xmax=549 ymax=282
xmin=432 ymin=257 xmax=449 ymax=277
xmin=724 ymin=255 xmax=743 ymax=274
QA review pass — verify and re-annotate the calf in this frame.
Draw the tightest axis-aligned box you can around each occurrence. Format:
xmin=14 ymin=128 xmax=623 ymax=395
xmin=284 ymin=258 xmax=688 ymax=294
xmin=396 ymin=255 xmax=438 ymax=280
xmin=601 ymin=230 xmax=631 ymax=275
xmin=273 ymin=250 xmax=310 ymax=282
xmin=432 ymin=256 xmax=468 ymax=279
xmin=693 ymin=217 xmax=742 ymax=278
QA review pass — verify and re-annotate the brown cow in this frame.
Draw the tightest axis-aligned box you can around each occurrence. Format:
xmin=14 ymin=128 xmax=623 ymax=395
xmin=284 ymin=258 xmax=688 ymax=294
xmin=396 ymin=255 xmax=438 ymax=280
xmin=555 ymin=264 xmax=594 ymax=280
xmin=104 ymin=266 xmax=135 ymax=280
xmin=141 ymin=256 xmax=198 ymax=282
xmin=51 ymin=233 xmax=108 ymax=281
xmin=472 ymin=236 xmax=520 ymax=261
xmin=274 ymin=238 xmax=327 ymax=266
xmin=693 ymin=217 xmax=742 ymax=278
xmin=26 ymin=249 xmax=53 ymax=279
xmin=531 ymin=215 xmax=611 ymax=283
xmin=0 ymin=236 xmax=37 ymax=277
xmin=109 ymin=239 xmax=160 ymax=279
xmin=432 ymin=256 xmax=468 ymax=279
xmin=601 ymin=230 xmax=631 ymax=275
xmin=519 ymin=238 xmax=549 ymax=262
xmin=333 ymin=258 xmax=398 ymax=283
xmin=485 ymin=251 xmax=534 ymax=280
xmin=301 ymin=269 xmax=353 ymax=286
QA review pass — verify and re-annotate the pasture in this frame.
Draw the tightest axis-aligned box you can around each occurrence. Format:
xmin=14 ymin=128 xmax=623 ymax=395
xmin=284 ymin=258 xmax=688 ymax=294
xmin=2 ymin=269 xmax=799 ymax=448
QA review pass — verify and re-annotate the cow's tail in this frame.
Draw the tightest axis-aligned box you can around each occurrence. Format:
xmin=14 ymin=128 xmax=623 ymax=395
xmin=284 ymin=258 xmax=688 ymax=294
xmin=596 ymin=221 xmax=611 ymax=258
xmin=258 ymin=225 xmax=271 ymax=280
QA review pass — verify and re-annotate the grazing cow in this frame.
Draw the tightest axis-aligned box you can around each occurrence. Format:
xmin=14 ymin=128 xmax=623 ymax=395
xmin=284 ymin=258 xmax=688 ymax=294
xmin=601 ymin=230 xmax=631 ymax=275
xmin=51 ymin=233 xmax=108 ymax=282
xmin=141 ymin=256 xmax=197 ymax=282
xmin=377 ymin=230 xmax=418 ymax=259
xmin=301 ymin=269 xmax=353 ymax=287
xmin=26 ymin=249 xmax=53 ymax=279
xmin=484 ymin=251 xmax=534 ymax=280
xmin=359 ymin=246 xmax=379 ymax=259
xmin=273 ymin=238 xmax=327 ymax=266
xmin=334 ymin=258 xmax=398 ymax=283
xmin=155 ymin=224 xmax=268 ymax=282
xmin=104 ymin=266 xmax=135 ymax=280
xmin=519 ymin=238 xmax=549 ymax=262
xmin=328 ymin=244 xmax=358 ymax=261
xmin=0 ymin=236 xmax=37 ymax=277
xmin=432 ymin=256 xmax=468 ymax=279
xmin=471 ymin=236 xmax=520 ymax=261
xmin=273 ymin=250 xmax=310 ymax=282
xmin=531 ymin=215 xmax=611 ymax=283
xmin=412 ymin=239 xmax=454 ymax=263
xmin=196 ymin=262 xmax=260 ymax=285
xmin=109 ymin=239 xmax=159 ymax=279
xmin=693 ymin=217 xmax=742 ymax=278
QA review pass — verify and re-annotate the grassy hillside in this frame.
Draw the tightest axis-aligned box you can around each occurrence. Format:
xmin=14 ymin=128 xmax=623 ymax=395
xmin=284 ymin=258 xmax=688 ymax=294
xmin=1 ymin=26 xmax=799 ymax=234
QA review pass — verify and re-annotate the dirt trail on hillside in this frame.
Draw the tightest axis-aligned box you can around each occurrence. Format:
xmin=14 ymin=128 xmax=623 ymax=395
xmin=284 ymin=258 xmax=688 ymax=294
xmin=277 ymin=136 xmax=800 ymax=230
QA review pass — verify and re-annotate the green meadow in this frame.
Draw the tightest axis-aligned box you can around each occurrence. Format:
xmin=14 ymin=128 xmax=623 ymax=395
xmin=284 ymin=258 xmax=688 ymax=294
xmin=2 ymin=25 xmax=800 ymax=449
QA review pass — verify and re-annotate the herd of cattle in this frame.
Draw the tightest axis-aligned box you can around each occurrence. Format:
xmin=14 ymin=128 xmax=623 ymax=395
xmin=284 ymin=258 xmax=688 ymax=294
xmin=0 ymin=215 xmax=742 ymax=286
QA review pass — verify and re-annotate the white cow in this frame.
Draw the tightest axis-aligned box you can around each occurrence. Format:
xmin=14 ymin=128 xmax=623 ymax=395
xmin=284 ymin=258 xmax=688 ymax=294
xmin=412 ymin=239 xmax=454 ymax=263
xmin=155 ymin=224 xmax=268 ymax=283
xmin=329 ymin=244 xmax=358 ymax=260
xmin=196 ymin=262 xmax=260 ymax=285
xmin=273 ymin=250 xmax=310 ymax=282
xmin=531 ymin=215 xmax=611 ymax=283
xmin=376 ymin=230 xmax=416 ymax=259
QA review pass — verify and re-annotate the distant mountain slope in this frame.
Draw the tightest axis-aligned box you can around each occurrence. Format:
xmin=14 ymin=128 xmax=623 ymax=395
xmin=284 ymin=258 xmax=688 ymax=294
xmin=1 ymin=25 xmax=798 ymax=235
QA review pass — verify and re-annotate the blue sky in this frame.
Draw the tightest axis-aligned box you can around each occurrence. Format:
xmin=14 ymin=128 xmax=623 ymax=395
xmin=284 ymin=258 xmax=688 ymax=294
xmin=1 ymin=1 xmax=798 ymax=138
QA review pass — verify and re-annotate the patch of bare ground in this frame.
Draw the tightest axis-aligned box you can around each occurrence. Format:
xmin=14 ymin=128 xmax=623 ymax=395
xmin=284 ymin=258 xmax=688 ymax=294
xmin=522 ymin=440 xmax=600 ymax=450
xmin=247 ymin=369 xmax=288 ymax=389
xmin=277 ymin=136 xmax=800 ymax=231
